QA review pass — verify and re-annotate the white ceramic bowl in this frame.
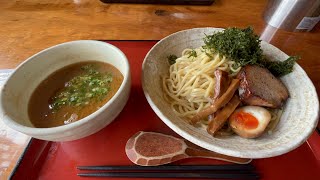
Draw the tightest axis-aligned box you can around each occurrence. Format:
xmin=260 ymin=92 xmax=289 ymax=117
xmin=0 ymin=40 xmax=131 ymax=141
xmin=142 ymin=28 xmax=319 ymax=158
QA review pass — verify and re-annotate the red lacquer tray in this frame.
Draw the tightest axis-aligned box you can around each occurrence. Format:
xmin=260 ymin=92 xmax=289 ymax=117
xmin=10 ymin=41 xmax=320 ymax=180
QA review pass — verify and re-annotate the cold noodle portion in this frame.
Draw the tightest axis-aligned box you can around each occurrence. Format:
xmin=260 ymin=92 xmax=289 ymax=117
xmin=162 ymin=48 xmax=241 ymax=119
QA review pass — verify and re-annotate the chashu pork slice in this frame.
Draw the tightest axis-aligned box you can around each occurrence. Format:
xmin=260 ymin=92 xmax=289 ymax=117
xmin=237 ymin=65 xmax=289 ymax=108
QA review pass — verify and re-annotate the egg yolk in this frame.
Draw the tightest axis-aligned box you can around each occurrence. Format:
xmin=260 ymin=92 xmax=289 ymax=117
xmin=233 ymin=111 xmax=259 ymax=129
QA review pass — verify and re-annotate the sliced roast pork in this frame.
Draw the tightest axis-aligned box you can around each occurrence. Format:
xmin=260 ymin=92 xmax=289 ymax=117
xmin=237 ymin=65 xmax=289 ymax=108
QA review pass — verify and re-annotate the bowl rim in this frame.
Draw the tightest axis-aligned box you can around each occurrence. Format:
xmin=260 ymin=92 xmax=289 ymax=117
xmin=0 ymin=40 xmax=130 ymax=136
xmin=141 ymin=27 xmax=320 ymax=158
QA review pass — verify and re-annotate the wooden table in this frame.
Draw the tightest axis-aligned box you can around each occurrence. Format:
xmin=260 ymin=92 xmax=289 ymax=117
xmin=0 ymin=0 xmax=319 ymax=178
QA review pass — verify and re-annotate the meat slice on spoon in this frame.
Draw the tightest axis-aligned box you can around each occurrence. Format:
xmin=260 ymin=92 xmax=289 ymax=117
xmin=125 ymin=131 xmax=251 ymax=166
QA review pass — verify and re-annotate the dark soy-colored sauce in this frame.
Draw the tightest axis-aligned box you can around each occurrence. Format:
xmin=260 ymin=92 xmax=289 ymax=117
xmin=28 ymin=61 xmax=123 ymax=128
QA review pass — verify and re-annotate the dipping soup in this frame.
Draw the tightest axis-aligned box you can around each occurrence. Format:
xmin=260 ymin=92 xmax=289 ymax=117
xmin=28 ymin=61 xmax=123 ymax=128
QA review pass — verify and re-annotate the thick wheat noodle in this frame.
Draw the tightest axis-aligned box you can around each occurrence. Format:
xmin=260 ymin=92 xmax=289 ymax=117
xmin=162 ymin=47 xmax=241 ymax=119
xmin=191 ymin=79 xmax=240 ymax=124
xmin=207 ymin=95 xmax=241 ymax=135
xmin=267 ymin=109 xmax=283 ymax=134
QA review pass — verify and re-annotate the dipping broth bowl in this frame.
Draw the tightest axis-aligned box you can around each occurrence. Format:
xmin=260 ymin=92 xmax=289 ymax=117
xmin=0 ymin=40 xmax=131 ymax=141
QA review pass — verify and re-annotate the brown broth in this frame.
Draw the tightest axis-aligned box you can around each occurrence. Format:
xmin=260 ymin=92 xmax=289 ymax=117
xmin=28 ymin=61 xmax=123 ymax=128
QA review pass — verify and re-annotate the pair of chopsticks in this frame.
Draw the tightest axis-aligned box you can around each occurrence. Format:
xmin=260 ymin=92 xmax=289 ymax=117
xmin=77 ymin=164 xmax=259 ymax=179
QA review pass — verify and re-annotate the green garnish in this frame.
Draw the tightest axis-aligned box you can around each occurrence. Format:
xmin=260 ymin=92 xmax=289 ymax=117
xmin=51 ymin=64 xmax=113 ymax=111
xmin=203 ymin=27 xmax=262 ymax=68
xmin=260 ymin=56 xmax=299 ymax=77
xmin=167 ymin=54 xmax=178 ymax=65
xmin=203 ymin=27 xmax=298 ymax=77
xmin=188 ymin=49 xmax=197 ymax=58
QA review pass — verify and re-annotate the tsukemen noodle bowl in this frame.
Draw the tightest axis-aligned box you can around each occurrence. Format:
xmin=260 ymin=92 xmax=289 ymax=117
xmin=142 ymin=27 xmax=319 ymax=158
xmin=0 ymin=40 xmax=131 ymax=141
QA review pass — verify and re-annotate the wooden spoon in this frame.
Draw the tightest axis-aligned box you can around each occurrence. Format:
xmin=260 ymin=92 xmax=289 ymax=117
xmin=125 ymin=131 xmax=251 ymax=166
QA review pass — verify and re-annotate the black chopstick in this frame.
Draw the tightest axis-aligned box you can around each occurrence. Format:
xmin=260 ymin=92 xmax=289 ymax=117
xmin=77 ymin=164 xmax=255 ymax=171
xmin=77 ymin=165 xmax=259 ymax=179
xmin=78 ymin=172 xmax=259 ymax=179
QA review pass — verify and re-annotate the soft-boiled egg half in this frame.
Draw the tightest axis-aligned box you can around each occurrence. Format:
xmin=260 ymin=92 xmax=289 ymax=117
xmin=229 ymin=106 xmax=271 ymax=138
